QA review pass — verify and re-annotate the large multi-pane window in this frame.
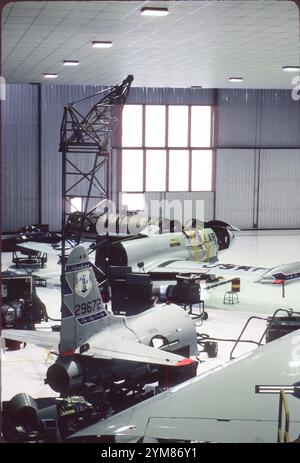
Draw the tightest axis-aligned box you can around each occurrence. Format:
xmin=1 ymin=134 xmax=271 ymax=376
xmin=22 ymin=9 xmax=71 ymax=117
xmin=121 ymin=104 xmax=214 ymax=194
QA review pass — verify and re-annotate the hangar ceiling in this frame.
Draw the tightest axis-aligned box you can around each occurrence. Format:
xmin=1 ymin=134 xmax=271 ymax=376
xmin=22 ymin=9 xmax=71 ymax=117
xmin=2 ymin=0 xmax=299 ymax=88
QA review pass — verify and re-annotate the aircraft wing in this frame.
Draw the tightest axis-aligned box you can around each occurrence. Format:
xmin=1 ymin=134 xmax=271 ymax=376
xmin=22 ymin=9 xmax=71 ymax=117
xmin=151 ymin=259 xmax=300 ymax=284
xmin=86 ymin=337 xmax=194 ymax=367
xmin=150 ymin=260 xmax=267 ymax=277
xmin=71 ymin=329 xmax=300 ymax=443
xmin=17 ymin=241 xmax=61 ymax=256
xmin=17 ymin=241 xmax=93 ymax=257
xmin=2 ymin=329 xmax=59 ymax=351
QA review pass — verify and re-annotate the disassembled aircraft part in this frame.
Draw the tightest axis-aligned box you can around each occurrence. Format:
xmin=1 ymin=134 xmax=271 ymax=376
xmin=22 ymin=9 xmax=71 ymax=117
xmin=108 ymin=269 xmax=209 ymax=319
xmin=205 ymin=219 xmax=240 ymax=232
xmin=2 ymin=393 xmax=102 ymax=443
xmin=7 ymin=393 xmax=39 ymax=428
xmin=2 ymin=225 xmax=61 ymax=252
xmin=96 ymin=228 xmax=219 ymax=275
xmin=204 ymin=220 xmax=236 ymax=250
xmin=185 ymin=219 xmax=237 ymax=250
xmin=1 ymin=272 xmax=48 ymax=346
xmin=3 ymin=245 xmax=198 ymax=404
xmin=164 ymin=274 xmax=202 ymax=306
xmin=70 ymin=328 xmax=300 ymax=443
xmin=46 ymin=357 xmax=85 ymax=394
xmin=162 ymin=274 xmax=208 ymax=321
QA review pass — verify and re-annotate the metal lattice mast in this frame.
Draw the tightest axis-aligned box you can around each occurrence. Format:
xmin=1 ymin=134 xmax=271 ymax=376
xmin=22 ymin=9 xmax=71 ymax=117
xmin=59 ymin=75 xmax=133 ymax=273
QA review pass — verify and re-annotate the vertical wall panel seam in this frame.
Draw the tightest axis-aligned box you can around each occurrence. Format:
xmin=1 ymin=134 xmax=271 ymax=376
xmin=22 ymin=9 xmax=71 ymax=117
xmin=37 ymin=83 xmax=42 ymax=225
xmin=253 ymin=90 xmax=262 ymax=228
xmin=213 ymin=89 xmax=218 ymax=220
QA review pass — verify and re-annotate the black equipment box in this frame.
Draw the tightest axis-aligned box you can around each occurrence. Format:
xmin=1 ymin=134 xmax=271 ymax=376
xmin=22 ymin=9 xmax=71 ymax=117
xmin=266 ymin=315 xmax=300 ymax=343
xmin=166 ymin=274 xmax=201 ymax=305
xmin=109 ymin=266 xmax=153 ymax=315
xmin=1 ymin=272 xmax=47 ymax=335
xmin=1 ymin=273 xmax=33 ymax=302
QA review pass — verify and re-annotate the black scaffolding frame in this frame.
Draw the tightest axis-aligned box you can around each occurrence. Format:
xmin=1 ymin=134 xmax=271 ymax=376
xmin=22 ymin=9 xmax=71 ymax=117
xmin=58 ymin=75 xmax=134 ymax=277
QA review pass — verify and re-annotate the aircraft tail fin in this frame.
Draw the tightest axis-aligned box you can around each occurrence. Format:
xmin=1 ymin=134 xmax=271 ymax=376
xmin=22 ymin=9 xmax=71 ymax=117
xmin=60 ymin=245 xmax=110 ymax=354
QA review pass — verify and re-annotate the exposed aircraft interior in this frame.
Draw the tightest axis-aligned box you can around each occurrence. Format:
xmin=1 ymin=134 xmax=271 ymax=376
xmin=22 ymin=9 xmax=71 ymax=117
xmin=1 ymin=0 xmax=300 ymax=446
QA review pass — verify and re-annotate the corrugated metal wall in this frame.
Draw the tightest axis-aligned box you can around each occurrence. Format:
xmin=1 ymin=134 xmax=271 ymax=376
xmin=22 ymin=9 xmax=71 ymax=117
xmin=217 ymin=89 xmax=300 ymax=149
xmin=41 ymin=85 xmax=62 ymax=231
xmin=2 ymin=85 xmax=300 ymax=232
xmin=144 ymin=192 xmax=214 ymax=223
xmin=2 ymin=84 xmax=39 ymax=232
xmin=218 ymin=90 xmax=260 ymax=147
xmin=215 ymin=149 xmax=256 ymax=228
xmin=2 ymin=84 xmax=115 ymax=231
xmin=260 ymin=91 xmax=300 ymax=147
xmin=128 ymin=87 xmax=215 ymax=105
xmin=258 ymin=149 xmax=300 ymax=228
xmin=165 ymin=192 xmax=214 ymax=222
xmin=216 ymin=89 xmax=300 ymax=228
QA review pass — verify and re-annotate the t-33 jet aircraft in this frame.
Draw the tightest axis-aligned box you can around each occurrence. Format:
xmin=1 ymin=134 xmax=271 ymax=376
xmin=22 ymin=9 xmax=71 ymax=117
xmin=17 ymin=218 xmax=300 ymax=286
xmin=93 ymin=219 xmax=238 ymax=280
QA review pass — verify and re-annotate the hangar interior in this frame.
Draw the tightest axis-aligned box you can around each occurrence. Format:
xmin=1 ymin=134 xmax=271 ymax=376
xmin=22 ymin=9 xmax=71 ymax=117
xmin=1 ymin=0 xmax=300 ymax=444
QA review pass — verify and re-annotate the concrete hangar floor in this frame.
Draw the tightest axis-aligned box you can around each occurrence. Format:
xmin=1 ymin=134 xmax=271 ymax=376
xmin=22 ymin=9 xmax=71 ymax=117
xmin=1 ymin=229 xmax=300 ymax=402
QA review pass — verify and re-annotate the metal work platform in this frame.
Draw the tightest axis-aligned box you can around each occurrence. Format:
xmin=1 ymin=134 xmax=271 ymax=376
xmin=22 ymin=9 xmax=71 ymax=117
xmin=12 ymin=250 xmax=47 ymax=271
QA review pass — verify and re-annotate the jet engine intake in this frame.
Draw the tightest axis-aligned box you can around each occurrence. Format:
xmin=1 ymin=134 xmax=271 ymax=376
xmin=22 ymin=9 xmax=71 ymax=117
xmin=46 ymin=357 xmax=84 ymax=393
xmin=205 ymin=220 xmax=236 ymax=250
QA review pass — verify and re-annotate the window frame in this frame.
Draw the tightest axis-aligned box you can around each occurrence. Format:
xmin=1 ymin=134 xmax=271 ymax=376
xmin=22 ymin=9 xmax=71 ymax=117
xmin=119 ymin=103 xmax=216 ymax=193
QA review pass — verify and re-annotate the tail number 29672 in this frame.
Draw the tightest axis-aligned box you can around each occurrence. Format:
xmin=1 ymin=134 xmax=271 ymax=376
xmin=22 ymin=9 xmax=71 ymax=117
xmin=74 ymin=298 xmax=102 ymax=316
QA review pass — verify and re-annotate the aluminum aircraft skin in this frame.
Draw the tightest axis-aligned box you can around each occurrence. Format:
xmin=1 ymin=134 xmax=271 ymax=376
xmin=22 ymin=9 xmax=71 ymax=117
xmin=101 ymin=228 xmax=300 ymax=285
xmin=15 ymin=223 xmax=300 ymax=284
xmin=16 ymin=223 xmax=230 ymax=273
xmin=2 ymin=245 xmax=198 ymax=396
xmin=71 ymin=329 xmax=300 ymax=443
xmin=99 ymin=227 xmax=223 ymax=274
xmin=256 ymin=262 xmax=300 ymax=284
xmin=16 ymin=217 xmax=236 ymax=272
xmin=94 ymin=219 xmax=243 ymax=279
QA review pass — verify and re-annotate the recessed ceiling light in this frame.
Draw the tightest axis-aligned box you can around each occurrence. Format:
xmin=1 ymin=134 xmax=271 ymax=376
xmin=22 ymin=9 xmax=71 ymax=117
xmin=43 ymin=73 xmax=57 ymax=79
xmin=229 ymin=77 xmax=243 ymax=82
xmin=140 ymin=7 xmax=169 ymax=16
xmin=282 ymin=66 xmax=300 ymax=72
xmin=63 ymin=60 xmax=79 ymax=66
xmin=92 ymin=41 xmax=113 ymax=48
